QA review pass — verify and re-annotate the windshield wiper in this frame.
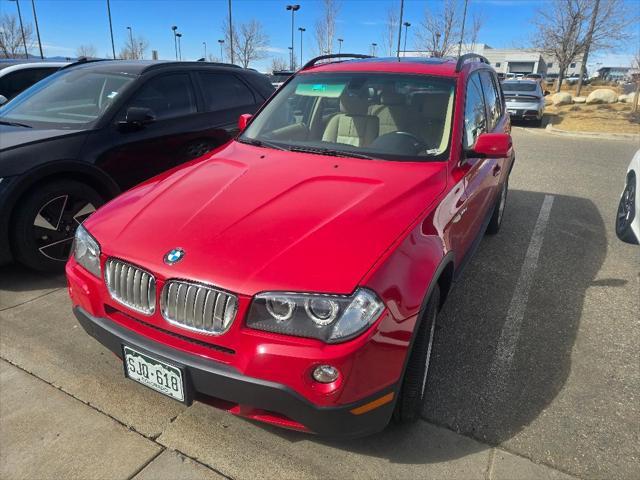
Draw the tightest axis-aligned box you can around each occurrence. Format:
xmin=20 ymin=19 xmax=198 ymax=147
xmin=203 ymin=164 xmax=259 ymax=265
xmin=237 ymin=137 xmax=287 ymax=151
xmin=0 ymin=120 xmax=32 ymax=128
xmin=288 ymin=145 xmax=375 ymax=160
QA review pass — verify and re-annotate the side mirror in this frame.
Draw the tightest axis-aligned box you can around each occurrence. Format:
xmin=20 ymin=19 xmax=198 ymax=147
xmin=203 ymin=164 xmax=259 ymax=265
xmin=238 ymin=113 xmax=252 ymax=132
xmin=470 ymin=133 xmax=512 ymax=158
xmin=118 ymin=107 xmax=155 ymax=131
xmin=0 ymin=94 xmax=8 ymax=107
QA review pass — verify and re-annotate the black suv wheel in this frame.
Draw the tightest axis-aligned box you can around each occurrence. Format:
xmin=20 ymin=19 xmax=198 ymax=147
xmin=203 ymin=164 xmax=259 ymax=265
xmin=12 ymin=180 xmax=104 ymax=272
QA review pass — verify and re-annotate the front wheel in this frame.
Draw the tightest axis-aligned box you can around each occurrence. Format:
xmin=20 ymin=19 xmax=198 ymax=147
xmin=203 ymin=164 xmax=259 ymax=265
xmin=393 ymin=284 xmax=440 ymax=423
xmin=12 ymin=180 xmax=104 ymax=272
xmin=616 ymin=173 xmax=638 ymax=244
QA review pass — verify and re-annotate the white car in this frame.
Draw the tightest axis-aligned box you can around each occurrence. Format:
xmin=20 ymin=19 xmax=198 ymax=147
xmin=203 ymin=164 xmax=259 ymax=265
xmin=616 ymin=150 xmax=640 ymax=244
xmin=0 ymin=61 xmax=68 ymax=104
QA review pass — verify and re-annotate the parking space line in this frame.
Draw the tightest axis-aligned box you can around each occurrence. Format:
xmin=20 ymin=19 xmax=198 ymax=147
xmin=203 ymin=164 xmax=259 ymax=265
xmin=489 ymin=194 xmax=555 ymax=385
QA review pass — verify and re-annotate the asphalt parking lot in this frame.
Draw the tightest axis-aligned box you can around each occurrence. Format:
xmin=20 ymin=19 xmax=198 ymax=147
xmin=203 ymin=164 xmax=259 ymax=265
xmin=1 ymin=128 xmax=638 ymax=480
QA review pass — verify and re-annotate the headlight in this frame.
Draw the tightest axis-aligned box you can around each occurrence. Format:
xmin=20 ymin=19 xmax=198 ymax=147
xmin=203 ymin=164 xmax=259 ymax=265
xmin=73 ymin=225 xmax=101 ymax=277
xmin=247 ymin=288 xmax=384 ymax=343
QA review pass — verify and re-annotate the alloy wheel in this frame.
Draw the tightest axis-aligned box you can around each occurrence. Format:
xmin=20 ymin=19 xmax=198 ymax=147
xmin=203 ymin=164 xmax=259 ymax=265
xmin=32 ymin=195 xmax=96 ymax=261
xmin=617 ymin=177 xmax=635 ymax=234
xmin=420 ymin=313 xmax=437 ymax=398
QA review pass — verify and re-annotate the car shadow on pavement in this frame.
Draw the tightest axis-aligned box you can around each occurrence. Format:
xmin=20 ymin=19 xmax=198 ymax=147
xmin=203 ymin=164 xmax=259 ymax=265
xmin=0 ymin=264 xmax=66 ymax=310
xmin=249 ymin=189 xmax=608 ymax=466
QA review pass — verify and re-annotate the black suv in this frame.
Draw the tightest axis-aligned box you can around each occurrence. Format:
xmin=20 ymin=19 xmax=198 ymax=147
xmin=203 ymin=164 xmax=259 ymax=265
xmin=0 ymin=60 xmax=274 ymax=271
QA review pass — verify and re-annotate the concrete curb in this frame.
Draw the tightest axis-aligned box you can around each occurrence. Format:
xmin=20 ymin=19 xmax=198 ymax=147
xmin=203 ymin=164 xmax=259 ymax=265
xmin=544 ymin=124 xmax=640 ymax=140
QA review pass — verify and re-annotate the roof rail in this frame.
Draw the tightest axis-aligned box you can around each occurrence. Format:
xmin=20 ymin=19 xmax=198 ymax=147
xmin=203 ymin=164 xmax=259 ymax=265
xmin=302 ymin=53 xmax=373 ymax=70
xmin=455 ymin=53 xmax=490 ymax=72
xmin=60 ymin=57 xmax=108 ymax=70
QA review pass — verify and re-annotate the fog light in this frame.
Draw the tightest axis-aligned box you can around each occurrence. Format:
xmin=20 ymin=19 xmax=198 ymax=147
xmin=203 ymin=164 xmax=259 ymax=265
xmin=312 ymin=365 xmax=340 ymax=383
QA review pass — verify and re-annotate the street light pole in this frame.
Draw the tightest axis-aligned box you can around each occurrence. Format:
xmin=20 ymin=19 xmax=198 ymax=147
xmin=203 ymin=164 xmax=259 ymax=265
xmin=457 ymin=0 xmax=469 ymax=57
xmin=337 ymin=38 xmax=343 ymax=55
xmin=176 ymin=33 xmax=182 ymax=60
xmin=203 ymin=41 xmax=207 ymax=59
xmin=218 ymin=39 xmax=224 ymax=61
xmin=31 ymin=0 xmax=43 ymax=59
xmin=396 ymin=0 xmax=404 ymax=59
xmin=126 ymin=26 xmax=134 ymax=58
xmin=171 ymin=26 xmax=178 ymax=60
xmin=228 ymin=0 xmax=234 ymax=64
xmin=286 ymin=5 xmax=300 ymax=70
xmin=371 ymin=43 xmax=377 ymax=56
xmin=10 ymin=0 xmax=29 ymax=58
xmin=107 ymin=0 xmax=116 ymax=59
xmin=298 ymin=27 xmax=305 ymax=67
xmin=403 ymin=22 xmax=411 ymax=56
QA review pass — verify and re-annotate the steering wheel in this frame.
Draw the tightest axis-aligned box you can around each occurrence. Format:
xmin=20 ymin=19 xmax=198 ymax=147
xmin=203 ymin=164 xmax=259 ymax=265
xmin=370 ymin=131 xmax=429 ymax=156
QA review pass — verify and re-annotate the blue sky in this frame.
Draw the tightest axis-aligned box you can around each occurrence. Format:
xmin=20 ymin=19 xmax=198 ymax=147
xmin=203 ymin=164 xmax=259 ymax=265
xmin=1 ymin=0 xmax=638 ymax=71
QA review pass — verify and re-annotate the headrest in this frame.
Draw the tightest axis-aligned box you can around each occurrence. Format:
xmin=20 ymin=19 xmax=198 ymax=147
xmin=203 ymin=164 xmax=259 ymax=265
xmin=381 ymin=92 xmax=404 ymax=106
xmin=340 ymin=92 xmax=368 ymax=115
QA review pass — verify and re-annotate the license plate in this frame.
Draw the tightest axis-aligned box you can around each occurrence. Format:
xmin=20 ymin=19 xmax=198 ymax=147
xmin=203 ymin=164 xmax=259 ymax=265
xmin=123 ymin=346 xmax=185 ymax=402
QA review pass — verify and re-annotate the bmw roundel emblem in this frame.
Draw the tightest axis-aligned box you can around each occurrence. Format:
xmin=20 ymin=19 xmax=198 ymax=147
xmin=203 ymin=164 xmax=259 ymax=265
xmin=164 ymin=248 xmax=185 ymax=265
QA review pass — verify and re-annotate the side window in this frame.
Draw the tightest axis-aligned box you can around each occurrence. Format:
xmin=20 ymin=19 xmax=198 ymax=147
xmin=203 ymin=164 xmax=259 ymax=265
xmin=2 ymin=68 xmax=56 ymax=99
xmin=198 ymin=72 xmax=255 ymax=112
xmin=464 ymin=74 xmax=487 ymax=149
xmin=479 ymin=71 xmax=501 ymax=130
xmin=126 ymin=73 xmax=196 ymax=121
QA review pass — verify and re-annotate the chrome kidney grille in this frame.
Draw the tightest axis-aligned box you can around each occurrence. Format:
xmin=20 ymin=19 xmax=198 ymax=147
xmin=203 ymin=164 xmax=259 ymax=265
xmin=104 ymin=259 xmax=156 ymax=315
xmin=160 ymin=280 xmax=238 ymax=335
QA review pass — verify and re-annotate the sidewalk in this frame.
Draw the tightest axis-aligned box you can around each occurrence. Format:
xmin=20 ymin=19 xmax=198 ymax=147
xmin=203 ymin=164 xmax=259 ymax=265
xmin=0 ymin=358 xmax=578 ymax=480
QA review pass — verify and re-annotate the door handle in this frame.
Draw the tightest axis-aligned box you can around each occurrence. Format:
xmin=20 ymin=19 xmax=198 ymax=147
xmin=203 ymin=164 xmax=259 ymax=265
xmin=492 ymin=165 xmax=502 ymax=177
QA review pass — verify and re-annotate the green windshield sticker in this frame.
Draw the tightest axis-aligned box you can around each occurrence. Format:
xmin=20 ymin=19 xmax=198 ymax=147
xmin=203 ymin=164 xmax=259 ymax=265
xmin=295 ymin=83 xmax=346 ymax=97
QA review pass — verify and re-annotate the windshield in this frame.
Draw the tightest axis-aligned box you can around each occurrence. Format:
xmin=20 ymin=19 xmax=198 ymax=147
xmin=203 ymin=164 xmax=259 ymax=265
xmin=502 ymin=82 xmax=538 ymax=92
xmin=241 ymin=72 xmax=456 ymax=161
xmin=0 ymin=68 xmax=136 ymax=128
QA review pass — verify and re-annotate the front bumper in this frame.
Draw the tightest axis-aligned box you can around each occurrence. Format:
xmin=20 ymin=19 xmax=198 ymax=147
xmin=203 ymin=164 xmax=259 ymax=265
xmin=74 ymin=306 xmax=397 ymax=437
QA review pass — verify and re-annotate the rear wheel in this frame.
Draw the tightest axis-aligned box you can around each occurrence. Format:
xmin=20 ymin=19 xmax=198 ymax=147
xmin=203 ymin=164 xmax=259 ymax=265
xmin=12 ymin=180 xmax=104 ymax=272
xmin=486 ymin=178 xmax=508 ymax=235
xmin=616 ymin=173 xmax=637 ymax=244
xmin=393 ymin=284 xmax=440 ymax=423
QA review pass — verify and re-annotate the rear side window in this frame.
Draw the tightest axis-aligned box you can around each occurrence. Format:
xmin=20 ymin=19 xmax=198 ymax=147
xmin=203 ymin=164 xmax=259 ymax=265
xmin=479 ymin=71 xmax=501 ymax=130
xmin=127 ymin=73 xmax=196 ymax=121
xmin=464 ymin=74 xmax=487 ymax=148
xmin=198 ymin=72 xmax=255 ymax=112
xmin=0 ymin=67 xmax=58 ymax=99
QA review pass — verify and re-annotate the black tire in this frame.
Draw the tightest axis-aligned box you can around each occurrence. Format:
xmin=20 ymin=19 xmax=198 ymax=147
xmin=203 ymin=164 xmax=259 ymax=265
xmin=616 ymin=173 xmax=638 ymax=244
xmin=12 ymin=180 xmax=104 ymax=272
xmin=532 ymin=117 xmax=543 ymax=128
xmin=393 ymin=284 xmax=440 ymax=423
xmin=486 ymin=178 xmax=508 ymax=235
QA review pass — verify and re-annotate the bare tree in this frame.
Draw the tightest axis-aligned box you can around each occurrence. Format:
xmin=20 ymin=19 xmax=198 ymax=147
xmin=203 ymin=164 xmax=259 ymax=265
xmin=383 ymin=2 xmax=398 ymax=56
xmin=315 ymin=0 xmax=340 ymax=55
xmin=270 ymin=57 xmax=289 ymax=72
xmin=118 ymin=35 xmax=149 ymax=60
xmin=633 ymin=48 xmax=640 ymax=113
xmin=414 ymin=0 xmax=459 ymax=57
xmin=466 ymin=12 xmax=483 ymax=53
xmin=76 ymin=44 xmax=97 ymax=58
xmin=223 ymin=20 xmax=268 ymax=68
xmin=0 ymin=13 xmax=35 ymax=58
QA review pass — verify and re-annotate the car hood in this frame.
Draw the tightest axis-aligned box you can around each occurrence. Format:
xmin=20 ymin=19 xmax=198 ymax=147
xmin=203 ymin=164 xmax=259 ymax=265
xmin=0 ymin=124 xmax=85 ymax=152
xmin=86 ymin=141 xmax=447 ymax=296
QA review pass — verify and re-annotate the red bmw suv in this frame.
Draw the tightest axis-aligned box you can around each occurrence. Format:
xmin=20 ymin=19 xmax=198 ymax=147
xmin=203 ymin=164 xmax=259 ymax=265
xmin=66 ymin=54 xmax=514 ymax=437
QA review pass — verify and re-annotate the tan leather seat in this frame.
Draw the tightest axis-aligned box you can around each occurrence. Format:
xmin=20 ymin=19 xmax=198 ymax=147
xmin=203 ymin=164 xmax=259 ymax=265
xmin=368 ymin=91 xmax=413 ymax=136
xmin=412 ymin=92 xmax=451 ymax=147
xmin=322 ymin=93 xmax=379 ymax=147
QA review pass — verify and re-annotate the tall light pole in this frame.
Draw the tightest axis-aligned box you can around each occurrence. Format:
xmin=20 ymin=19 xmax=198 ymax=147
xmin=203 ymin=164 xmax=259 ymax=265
xmin=9 ymin=0 xmax=29 ymax=58
xmin=171 ymin=26 xmax=178 ymax=60
xmin=126 ymin=26 xmax=134 ymax=58
xmin=371 ymin=42 xmax=377 ymax=57
xmin=402 ymin=22 xmax=411 ymax=56
xmin=434 ymin=32 xmax=441 ymax=57
xmin=228 ymin=0 xmax=234 ymax=64
xmin=203 ymin=41 xmax=207 ymax=59
xmin=457 ymin=0 xmax=469 ymax=57
xmin=218 ymin=39 xmax=224 ymax=61
xmin=337 ymin=38 xmax=343 ymax=55
xmin=286 ymin=4 xmax=300 ymax=70
xmin=139 ymin=42 xmax=144 ymax=59
xmin=396 ymin=0 xmax=404 ymax=59
xmin=107 ymin=0 xmax=116 ymax=59
xmin=31 ymin=0 xmax=43 ymax=59
xmin=176 ymin=33 xmax=182 ymax=60
xmin=298 ymin=27 xmax=305 ymax=67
